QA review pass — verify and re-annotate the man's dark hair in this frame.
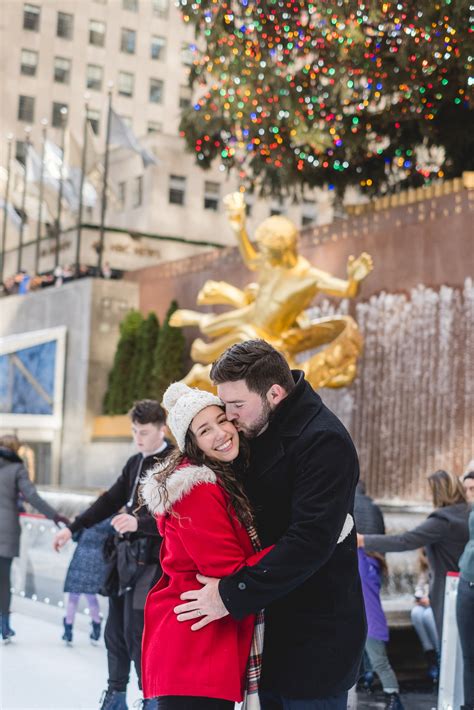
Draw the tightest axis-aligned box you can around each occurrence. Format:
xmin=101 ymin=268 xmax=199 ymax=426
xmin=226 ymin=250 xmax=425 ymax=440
xmin=463 ymin=471 xmax=474 ymax=481
xmin=128 ymin=399 xmax=166 ymax=425
xmin=210 ymin=339 xmax=295 ymax=397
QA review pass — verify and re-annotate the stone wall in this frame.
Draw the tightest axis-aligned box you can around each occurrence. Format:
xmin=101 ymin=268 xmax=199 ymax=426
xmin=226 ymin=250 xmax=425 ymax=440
xmin=0 ymin=278 xmax=139 ymax=488
xmin=125 ymin=185 xmax=473 ymax=320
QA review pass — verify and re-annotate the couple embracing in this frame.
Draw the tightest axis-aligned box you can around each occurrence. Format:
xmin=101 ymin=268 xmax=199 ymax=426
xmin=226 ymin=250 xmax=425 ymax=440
xmin=140 ymin=339 xmax=366 ymax=710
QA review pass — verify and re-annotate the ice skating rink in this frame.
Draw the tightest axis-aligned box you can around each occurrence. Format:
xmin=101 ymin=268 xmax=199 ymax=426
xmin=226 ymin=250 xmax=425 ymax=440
xmin=0 ymin=597 xmax=141 ymax=710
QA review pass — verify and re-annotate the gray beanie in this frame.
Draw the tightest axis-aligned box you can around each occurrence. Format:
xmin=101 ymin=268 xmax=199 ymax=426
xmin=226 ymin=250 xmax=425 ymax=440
xmin=162 ymin=382 xmax=223 ymax=451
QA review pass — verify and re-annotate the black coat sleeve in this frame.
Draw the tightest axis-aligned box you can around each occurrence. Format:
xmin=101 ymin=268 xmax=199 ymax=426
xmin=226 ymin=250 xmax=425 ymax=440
xmin=364 ymin=514 xmax=447 ymax=553
xmin=68 ymin=466 xmax=130 ymax=533
xmin=135 ymin=512 xmax=160 ymax=537
xmin=219 ymin=430 xmax=358 ymax=620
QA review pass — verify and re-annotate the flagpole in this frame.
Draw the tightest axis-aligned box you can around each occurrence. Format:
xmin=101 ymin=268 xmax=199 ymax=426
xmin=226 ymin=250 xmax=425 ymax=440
xmin=1 ymin=133 xmax=13 ymax=285
xmin=75 ymin=96 xmax=90 ymax=277
xmin=34 ymin=118 xmax=48 ymax=276
xmin=17 ymin=127 xmax=32 ymax=273
xmin=98 ymin=84 xmax=113 ymax=274
xmin=54 ymin=106 xmax=68 ymax=268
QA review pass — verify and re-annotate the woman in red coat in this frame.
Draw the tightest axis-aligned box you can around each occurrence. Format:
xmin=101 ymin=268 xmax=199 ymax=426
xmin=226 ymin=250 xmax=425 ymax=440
xmin=140 ymin=382 xmax=270 ymax=710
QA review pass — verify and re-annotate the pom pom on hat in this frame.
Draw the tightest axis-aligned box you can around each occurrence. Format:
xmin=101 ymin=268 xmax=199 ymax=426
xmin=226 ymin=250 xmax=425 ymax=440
xmin=163 ymin=382 xmax=223 ymax=451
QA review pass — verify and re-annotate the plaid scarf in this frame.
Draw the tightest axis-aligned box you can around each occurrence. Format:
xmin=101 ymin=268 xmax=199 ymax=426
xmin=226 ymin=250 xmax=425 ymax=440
xmin=242 ymin=521 xmax=264 ymax=710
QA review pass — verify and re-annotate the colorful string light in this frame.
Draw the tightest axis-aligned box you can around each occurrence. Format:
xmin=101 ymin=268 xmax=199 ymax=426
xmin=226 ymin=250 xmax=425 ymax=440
xmin=178 ymin=0 xmax=473 ymax=195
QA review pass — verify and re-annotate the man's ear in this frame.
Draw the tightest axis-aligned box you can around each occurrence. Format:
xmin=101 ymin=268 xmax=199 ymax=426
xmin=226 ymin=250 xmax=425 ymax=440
xmin=266 ymin=385 xmax=287 ymax=406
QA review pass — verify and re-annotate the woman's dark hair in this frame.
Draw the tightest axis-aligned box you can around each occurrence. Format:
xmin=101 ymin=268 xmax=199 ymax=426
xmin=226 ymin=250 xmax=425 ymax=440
xmin=210 ymin=339 xmax=295 ymax=398
xmin=428 ymin=469 xmax=466 ymax=508
xmin=143 ymin=425 xmax=253 ymax=527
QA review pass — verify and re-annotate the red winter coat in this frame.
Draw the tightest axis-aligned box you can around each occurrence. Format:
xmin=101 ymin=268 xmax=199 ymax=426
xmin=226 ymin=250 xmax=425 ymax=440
xmin=141 ymin=461 xmax=270 ymax=702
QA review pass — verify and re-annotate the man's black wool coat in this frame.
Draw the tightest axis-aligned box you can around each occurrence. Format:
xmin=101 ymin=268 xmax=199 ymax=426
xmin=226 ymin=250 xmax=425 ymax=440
xmin=220 ymin=371 xmax=367 ymax=699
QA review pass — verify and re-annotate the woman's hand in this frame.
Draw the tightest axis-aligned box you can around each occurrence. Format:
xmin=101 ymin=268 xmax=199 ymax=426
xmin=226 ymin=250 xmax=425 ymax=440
xmin=53 ymin=527 xmax=72 ymax=552
xmin=111 ymin=513 xmax=138 ymax=534
xmin=357 ymin=533 xmax=365 ymax=548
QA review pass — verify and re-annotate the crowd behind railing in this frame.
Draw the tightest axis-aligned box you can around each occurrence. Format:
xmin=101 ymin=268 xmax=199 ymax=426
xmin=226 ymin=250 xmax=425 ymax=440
xmin=1 ymin=262 xmax=122 ymax=296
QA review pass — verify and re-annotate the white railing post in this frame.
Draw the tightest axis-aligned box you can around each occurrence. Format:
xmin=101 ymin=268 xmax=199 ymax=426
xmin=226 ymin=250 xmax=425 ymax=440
xmin=438 ymin=572 xmax=463 ymax=710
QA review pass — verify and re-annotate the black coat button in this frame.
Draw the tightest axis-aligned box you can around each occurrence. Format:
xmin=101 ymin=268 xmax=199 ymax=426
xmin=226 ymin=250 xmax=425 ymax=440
xmin=238 ymin=582 xmax=246 ymax=590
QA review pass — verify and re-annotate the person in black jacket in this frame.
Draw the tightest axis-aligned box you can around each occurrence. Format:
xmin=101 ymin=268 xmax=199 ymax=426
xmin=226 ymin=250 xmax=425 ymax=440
xmin=174 ymin=340 xmax=366 ymax=710
xmin=54 ymin=400 xmax=171 ymax=710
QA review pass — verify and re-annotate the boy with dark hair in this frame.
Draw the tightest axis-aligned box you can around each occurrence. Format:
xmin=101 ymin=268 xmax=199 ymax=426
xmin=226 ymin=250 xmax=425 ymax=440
xmin=54 ymin=400 xmax=170 ymax=710
xmin=175 ymin=339 xmax=366 ymax=709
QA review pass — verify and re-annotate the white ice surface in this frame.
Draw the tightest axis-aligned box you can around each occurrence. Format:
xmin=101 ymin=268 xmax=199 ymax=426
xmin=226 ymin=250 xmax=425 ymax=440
xmin=0 ymin=597 xmax=141 ymax=710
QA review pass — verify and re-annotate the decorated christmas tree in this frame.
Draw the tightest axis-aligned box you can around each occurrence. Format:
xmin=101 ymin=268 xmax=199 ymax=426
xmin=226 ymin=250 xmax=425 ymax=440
xmin=178 ymin=0 xmax=473 ymax=196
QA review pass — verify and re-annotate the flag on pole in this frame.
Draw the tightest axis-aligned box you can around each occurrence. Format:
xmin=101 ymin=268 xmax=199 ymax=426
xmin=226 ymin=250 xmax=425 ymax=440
xmin=0 ymin=198 xmax=22 ymax=231
xmin=109 ymin=109 xmax=158 ymax=167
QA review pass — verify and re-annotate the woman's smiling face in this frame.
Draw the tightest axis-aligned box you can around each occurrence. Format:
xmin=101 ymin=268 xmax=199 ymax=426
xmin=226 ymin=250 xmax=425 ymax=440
xmin=190 ymin=405 xmax=240 ymax=463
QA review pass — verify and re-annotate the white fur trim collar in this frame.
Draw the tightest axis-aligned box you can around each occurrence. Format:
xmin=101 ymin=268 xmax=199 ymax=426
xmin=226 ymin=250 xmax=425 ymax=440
xmin=141 ymin=461 xmax=217 ymax=516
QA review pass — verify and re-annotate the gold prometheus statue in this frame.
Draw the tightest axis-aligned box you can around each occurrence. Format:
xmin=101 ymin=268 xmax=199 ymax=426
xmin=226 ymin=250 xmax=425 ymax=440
xmin=170 ymin=192 xmax=373 ymax=391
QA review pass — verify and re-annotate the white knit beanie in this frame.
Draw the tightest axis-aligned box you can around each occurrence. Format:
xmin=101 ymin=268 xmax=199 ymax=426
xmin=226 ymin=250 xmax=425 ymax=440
xmin=163 ymin=382 xmax=223 ymax=451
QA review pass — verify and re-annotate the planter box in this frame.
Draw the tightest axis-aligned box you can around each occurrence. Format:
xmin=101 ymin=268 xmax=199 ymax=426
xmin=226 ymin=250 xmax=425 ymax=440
xmin=92 ymin=415 xmax=131 ymax=439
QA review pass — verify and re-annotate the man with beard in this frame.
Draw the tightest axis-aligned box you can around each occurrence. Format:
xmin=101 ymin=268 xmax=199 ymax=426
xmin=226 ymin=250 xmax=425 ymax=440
xmin=174 ymin=339 xmax=366 ymax=709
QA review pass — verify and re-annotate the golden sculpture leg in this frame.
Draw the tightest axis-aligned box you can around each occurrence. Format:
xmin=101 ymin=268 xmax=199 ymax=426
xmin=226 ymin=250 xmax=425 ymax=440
xmin=301 ymin=316 xmax=363 ymax=388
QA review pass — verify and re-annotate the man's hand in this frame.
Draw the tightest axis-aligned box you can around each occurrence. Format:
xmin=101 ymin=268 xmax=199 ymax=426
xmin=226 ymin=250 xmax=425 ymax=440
xmin=53 ymin=527 xmax=72 ymax=552
xmin=357 ymin=533 xmax=365 ymax=548
xmin=173 ymin=574 xmax=229 ymax=630
xmin=111 ymin=513 xmax=138 ymax=534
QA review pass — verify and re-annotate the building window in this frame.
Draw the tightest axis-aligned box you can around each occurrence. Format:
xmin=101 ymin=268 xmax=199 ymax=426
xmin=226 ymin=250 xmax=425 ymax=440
xmin=57 ymin=12 xmax=73 ymax=39
xmin=151 ymin=35 xmax=166 ymax=60
xmin=18 ymin=95 xmax=35 ymax=122
xmin=245 ymin=194 xmax=254 ymax=217
xmin=52 ymin=102 xmax=68 ymax=128
xmin=169 ymin=175 xmax=186 ymax=205
xmin=23 ymin=3 xmax=40 ymax=31
xmin=16 ymin=140 xmax=28 ymax=165
xmin=20 ymin=49 xmax=38 ymax=76
xmin=149 ymin=78 xmax=163 ymax=104
xmin=301 ymin=199 xmax=317 ymax=227
xmin=204 ymin=181 xmax=220 ymax=211
xmin=54 ymin=56 xmax=71 ymax=84
xmin=181 ymin=42 xmax=194 ymax=66
xmin=270 ymin=198 xmax=285 ymax=217
xmin=147 ymin=121 xmax=162 ymax=134
xmin=179 ymin=85 xmax=192 ymax=110
xmin=152 ymin=0 xmax=168 ymax=18
xmin=132 ymin=176 xmax=143 ymax=208
xmin=118 ymin=181 xmax=126 ymax=210
xmin=118 ymin=71 xmax=134 ymax=97
xmin=86 ymin=108 xmax=100 ymax=134
xmin=89 ymin=19 xmax=105 ymax=47
xmin=86 ymin=64 xmax=103 ymax=91
xmin=120 ymin=28 xmax=136 ymax=54
xmin=123 ymin=0 xmax=138 ymax=10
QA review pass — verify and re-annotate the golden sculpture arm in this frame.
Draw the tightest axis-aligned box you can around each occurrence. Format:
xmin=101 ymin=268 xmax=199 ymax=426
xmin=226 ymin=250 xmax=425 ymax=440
xmin=197 ymin=281 xmax=257 ymax=308
xmin=309 ymin=252 xmax=373 ymax=298
xmin=223 ymin=192 xmax=259 ymax=271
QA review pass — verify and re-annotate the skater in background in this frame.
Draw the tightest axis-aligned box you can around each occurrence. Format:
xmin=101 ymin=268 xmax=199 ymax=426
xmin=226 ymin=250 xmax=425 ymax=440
xmin=358 ymin=469 xmax=469 ymax=637
xmin=410 ymin=549 xmax=439 ymax=683
xmin=62 ymin=516 xmax=113 ymax=645
xmin=456 ymin=459 xmax=474 ymax=710
xmin=354 ymin=482 xmax=404 ymax=710
xmin=0 ymin=434 xmax=68 ymax=642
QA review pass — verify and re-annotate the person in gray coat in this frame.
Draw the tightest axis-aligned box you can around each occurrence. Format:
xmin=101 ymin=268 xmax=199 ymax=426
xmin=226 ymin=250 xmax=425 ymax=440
xmin=0 ymin=434 xmax=68 ymax=642
xmin=358 ymin=469 xmax=469 ymax=638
